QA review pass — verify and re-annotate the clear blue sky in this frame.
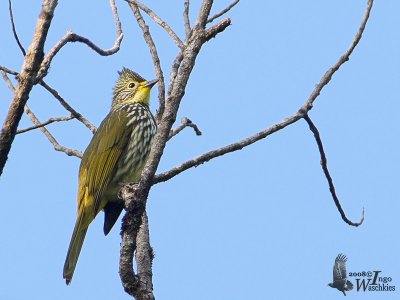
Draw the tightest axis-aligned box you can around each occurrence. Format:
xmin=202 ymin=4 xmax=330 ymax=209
xmin=1 ymin=0 xmax=399 ymax=299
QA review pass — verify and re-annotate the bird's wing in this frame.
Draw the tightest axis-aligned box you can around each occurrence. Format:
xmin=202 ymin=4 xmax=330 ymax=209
xmin=78 ymin=109 xmax=132 ymax=214
xmin=333 ymin=253 xmax=348 ymax=281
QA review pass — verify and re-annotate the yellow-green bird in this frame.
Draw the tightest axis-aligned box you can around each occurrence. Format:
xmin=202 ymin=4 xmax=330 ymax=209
xmin=63 ymin=68 xmax=158 ymax=284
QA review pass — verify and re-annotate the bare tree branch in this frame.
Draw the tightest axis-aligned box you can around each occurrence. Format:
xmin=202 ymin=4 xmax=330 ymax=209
xmin=167 ymin=52 xmax=183 ymax=97
xmin=168 ymin=117 xmax=202 ymax=140
xmin=1 ymin=71 xmax=16 ymax=92
xmin=36 ymin=0 xmax=123 ymax=82
xmin=16 ymin=115 xmax=74 ymax=134
xmin=133 ymin=212 xmax=154 ymax=300
xmin=39 ymin=80 xmax=96 ymax=133
xmin=125 ymin=0 xmax=184 ymax=49
xmin=207 ymin=0 xmax=240 ymax=24
xmin=0 ymin=0 xmax=59 ymax=177
xmin=205 ymin=18 xmax=232 ymax=42
xmin=119 ymin=184 xmax=154 ymax=300
xmin=183 ymin=0 xmax=191 ymax=38
xmin=23 ymin=105 xmax=83 ymax=158
xmin=128 ymin=2 xmax=166 ymax=123
xmin=8 ymin=0 xmax=26 ymax=56
xmin=153 ymin=0 xmax=374 ymax=185
xmin=1 ymin=71 xmax=82 ymax=158
xmin=0 ymin=65 xmax=18 ymax=76
xmin=303 ymin=114 xmax=364 ymax=226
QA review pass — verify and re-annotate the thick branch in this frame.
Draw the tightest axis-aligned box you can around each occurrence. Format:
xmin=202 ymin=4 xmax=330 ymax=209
xmin=0 ymin=0 xmax=58 ymax=177
xmin=153 ymin=0 xmax=374 ymax=185
xmin=119 ymin=1 xmax=216 ymax=298
xmin=205 ymin=18 xmax=232 ymax=42
xmin=36 ymin=0 xmax=123 ymax=81
xmin=303 ymin=114 xmax=364 ymax=226
xmin=119 ymin=184 xmax=154 ymax=300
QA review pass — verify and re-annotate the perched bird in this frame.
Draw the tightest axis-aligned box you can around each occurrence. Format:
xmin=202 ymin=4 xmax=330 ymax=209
xmin=328 ymin=253 xmax=354 ymax=296
xmin=63 ymin=68 xmax=158 ymax=284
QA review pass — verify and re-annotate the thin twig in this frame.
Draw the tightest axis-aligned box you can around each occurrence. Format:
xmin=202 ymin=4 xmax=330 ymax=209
xmin=23 ymin=105 xmax=82 ymax=157
xmin=1 ymin=71 xmax=15 ymax=92
xmin=154 ymin=0 xmax=374 ymax=185
xmin=36 ymin=0 xmax=123 ymax=82
xmin=40 ymin=80 xmax=96 ymax=133
xmin=8 ymin=0 xmax=26 ymax=56
xmin=125 ymin=0 xmax=184 ymax=49
xmin=302 ymin=0 xmax=373 ymax=111
xmin=0 ymin=65 xmax=18 ymax=76
xmin=207 ymin=0 xmax=239 ymax=24
xmin=168 ymin=117 xmax=202 ymax=140
xmin=303 ymin=114 xmax=364 ymax=226
xmin=16 ymin=115 xmax=74 ymax=134
xmin=167 ymin=52 xmax=183 ymax=97
xmin=128 ymin=2 xmax=166 ymax=123
xmin=154 ymin=113 xmax=301 ymax=184
xmin=183 ymin=0 xmax=191 ymax=38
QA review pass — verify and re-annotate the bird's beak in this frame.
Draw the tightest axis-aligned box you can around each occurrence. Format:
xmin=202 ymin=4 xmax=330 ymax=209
xmin=144 ymin=79 xmax=158 ymax=88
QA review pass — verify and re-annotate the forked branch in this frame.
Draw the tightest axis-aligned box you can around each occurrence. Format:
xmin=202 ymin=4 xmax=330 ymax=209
xmin=154 ymin=0 xmax=374 ymax=185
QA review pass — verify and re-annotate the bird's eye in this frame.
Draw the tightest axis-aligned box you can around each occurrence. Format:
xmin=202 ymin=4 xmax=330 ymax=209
xmin=129 ymin=82 xmax=135 ymax=88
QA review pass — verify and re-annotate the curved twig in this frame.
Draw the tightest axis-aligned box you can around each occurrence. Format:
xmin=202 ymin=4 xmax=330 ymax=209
xmin=16 ymin=115 xmax=74 ymax=134
xmin=303 ymin=114 xmax=364 ymax=226
xmin=168 ymin=117 xmax=202 ymax=140
xmin=36 ymin=0 xmax=123 ymax=82
xmin=8 ymin=0 xmax=26 ymax=56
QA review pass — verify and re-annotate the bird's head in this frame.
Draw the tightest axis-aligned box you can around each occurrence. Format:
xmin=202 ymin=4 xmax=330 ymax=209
xmin=112 ymin=67 xmax=158 ymax=108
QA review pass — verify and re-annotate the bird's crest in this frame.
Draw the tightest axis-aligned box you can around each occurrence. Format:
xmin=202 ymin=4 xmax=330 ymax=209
xmin=117 ymin=67 xmax=146 ymax=83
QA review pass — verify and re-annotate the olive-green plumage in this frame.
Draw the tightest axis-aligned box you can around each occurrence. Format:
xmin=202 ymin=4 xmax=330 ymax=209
xmin=63 ymin=68 xmax=157 ymax=284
